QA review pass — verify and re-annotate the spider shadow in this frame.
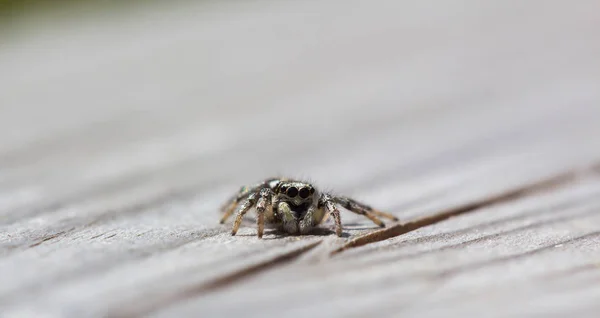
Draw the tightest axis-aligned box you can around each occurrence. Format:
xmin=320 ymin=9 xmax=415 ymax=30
xmin=344 ymin=226 xmax=385 ymax=231
xmin=236 ymin=227 xmax=352 ymax=239
xmin=338 ymin=221 xmax=392 ymax=231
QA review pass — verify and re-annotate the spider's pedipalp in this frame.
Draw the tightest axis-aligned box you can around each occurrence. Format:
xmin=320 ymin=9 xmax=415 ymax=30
xmin=299 ymin=205 xmax=319 ymax=234
xmin=277 ymin=201 xmax=299 ymax=234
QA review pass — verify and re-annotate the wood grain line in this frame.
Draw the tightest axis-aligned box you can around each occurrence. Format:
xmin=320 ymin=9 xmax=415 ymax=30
xmin=434 ymin=231 xmax=600 ymax=280
xmin=0 ymin=184 xmax=217 ymax=254
xmin=111 ymin=240 xmax=322 ymax=318
xmin=372 ymin=234 xmax=600 ymax=317
xmin=388 ymin=191 xmax=600 ymax=250
xmin=0 ymin=165 xmax=227 ymax=226
xmin=368 ymin=232 xmax=600 ymax=302
xmin=0 ymin=229 xmax=227 ymax=305
xmin=346 ymin=204 xmax=600 ymax=269
xmin=28 ymin=230 xmax=71 ymax=248
xmin=330 ymin=166 xmax=593 ymax=255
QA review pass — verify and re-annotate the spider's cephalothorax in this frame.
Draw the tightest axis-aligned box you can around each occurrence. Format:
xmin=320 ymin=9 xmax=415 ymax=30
xmin=220 ymin=178 xmax=399 ymax=238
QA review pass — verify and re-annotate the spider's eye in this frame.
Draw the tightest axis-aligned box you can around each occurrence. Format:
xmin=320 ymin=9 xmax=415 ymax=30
xmin=279 ymin=185 xmax=287 ymax=193
xmin=309 ymin=187 xmax=315 ymax=194
xmin=299 ymin=187 xmax=310 ymax=199
xmin=287 ymin=186 xmax=298 ymax=197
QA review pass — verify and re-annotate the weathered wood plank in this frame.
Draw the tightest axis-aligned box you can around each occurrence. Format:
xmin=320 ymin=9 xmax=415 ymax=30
xmin=1 ymin=0 xmax=600 ymax=317
xmin=155 ymin=177 xmax=600 ymax=318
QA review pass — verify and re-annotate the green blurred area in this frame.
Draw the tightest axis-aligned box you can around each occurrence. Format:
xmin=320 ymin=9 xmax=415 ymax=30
xmin=0 ymin=0 xmax=49 ymax=16
xmin=0 ymin=0 xmax=139 ymax=29
xmin=2 ymin=0 xmax=78 ymax=17
xmin=0 ymin=0 xmax=124 ymax=16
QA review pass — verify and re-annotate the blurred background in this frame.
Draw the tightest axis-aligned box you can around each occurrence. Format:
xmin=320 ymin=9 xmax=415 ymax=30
xmin=2 ymin=0 xmax=600 ymax=316
xmin=0 ymin=0 xmax=600 ymax=210
xmin=2 ymin=1 xmax=599 ymax=168
xmin=2 ymin=0 xmax=600 ymax=226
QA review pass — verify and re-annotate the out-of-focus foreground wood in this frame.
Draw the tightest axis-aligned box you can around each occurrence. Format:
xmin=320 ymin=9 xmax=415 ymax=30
xmin=1 ymin=1 xmax=600 ymax=317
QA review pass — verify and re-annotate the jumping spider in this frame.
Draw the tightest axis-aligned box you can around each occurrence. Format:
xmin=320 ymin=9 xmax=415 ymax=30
xmin=220 ymin=177 xmax=398 ymax=238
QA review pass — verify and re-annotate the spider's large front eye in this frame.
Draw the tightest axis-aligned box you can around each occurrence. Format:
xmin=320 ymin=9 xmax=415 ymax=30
xmin=299 ymin=187 xmax=310 ymax=199
xmin=287 ymin=186 xmax=298 ymax=197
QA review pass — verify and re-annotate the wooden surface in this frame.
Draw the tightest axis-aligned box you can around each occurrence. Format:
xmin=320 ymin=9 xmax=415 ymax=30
xmin=1 ymin=1 xmax=600 ymax=317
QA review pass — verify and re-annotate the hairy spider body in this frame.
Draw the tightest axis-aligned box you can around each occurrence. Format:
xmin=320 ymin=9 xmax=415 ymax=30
xmin=220 ymin=178 xmax=398 ymax=238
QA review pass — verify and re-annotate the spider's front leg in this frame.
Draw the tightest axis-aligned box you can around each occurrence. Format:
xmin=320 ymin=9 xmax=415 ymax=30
xmin=230 ymin=192 xmax=258 ymax=236
xmin=254 ymin=188 xmax=273 ymax=238
xmin=230 ymin=188 xmax=273 ymax=238
xmin=220 ymin=178 xmax=277 ymax=224
xmin=319 ymin=194 xmax=343 ymax=237
xmin=220 ymin=187 xmax=254 ymax=224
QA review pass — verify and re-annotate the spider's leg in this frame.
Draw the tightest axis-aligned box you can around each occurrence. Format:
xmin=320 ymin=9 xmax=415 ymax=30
xmin=220 ymin=187 xmax=253 ymax=224
xmin=333 ymin=196 xmax=392 ymax=228
xmin=319 ymin=194 xmax=343 ymax=237
xmin=220 ymin=178 xmax=278 ymax=224
xmin=336 ymin=196 xmax=398 ymax=222
xmin=255 ymin=188 xmax=273 ymax=239
xmin=220 ymin=202 xmax=240 ymax=224
xmin=369 ymin=210 xmax=399 ymax=221
xmin=231 ymin=192 xmax=259 ymax=236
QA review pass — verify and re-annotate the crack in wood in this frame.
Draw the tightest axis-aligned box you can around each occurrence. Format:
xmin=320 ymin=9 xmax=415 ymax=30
xmin=433 ymin=231 xmax=600 ymax=280
xmin=393 ymin=191 xmax=600 ymax=249
xmin=343 ymin=203 xmax=600 ymax=270
xmin=27 ymin=230 xmax=70 ymax=248
xmin=0 ymin=186 xmax=215 ymax=255
xmin=350 ymin=231 xmax=600 ymax=306
xmin=368 ymin=233 xmax=600 ymax=317
xmin=330 ymin=167 xmax=593 ymax=255
xmin=90 ymin=232 xmax=111 ymax=240
xmin=111 ymin=240 xmax=322 ymax=318
xmin=0 ymin=230 xmax=227 ymax=305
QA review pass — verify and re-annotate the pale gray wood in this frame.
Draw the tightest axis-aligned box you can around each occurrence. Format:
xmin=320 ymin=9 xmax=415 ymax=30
xmin=1 ymin=0 xmax=600 ymax=317
xmin=169 ymin=179 xmax=600 ymax=318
